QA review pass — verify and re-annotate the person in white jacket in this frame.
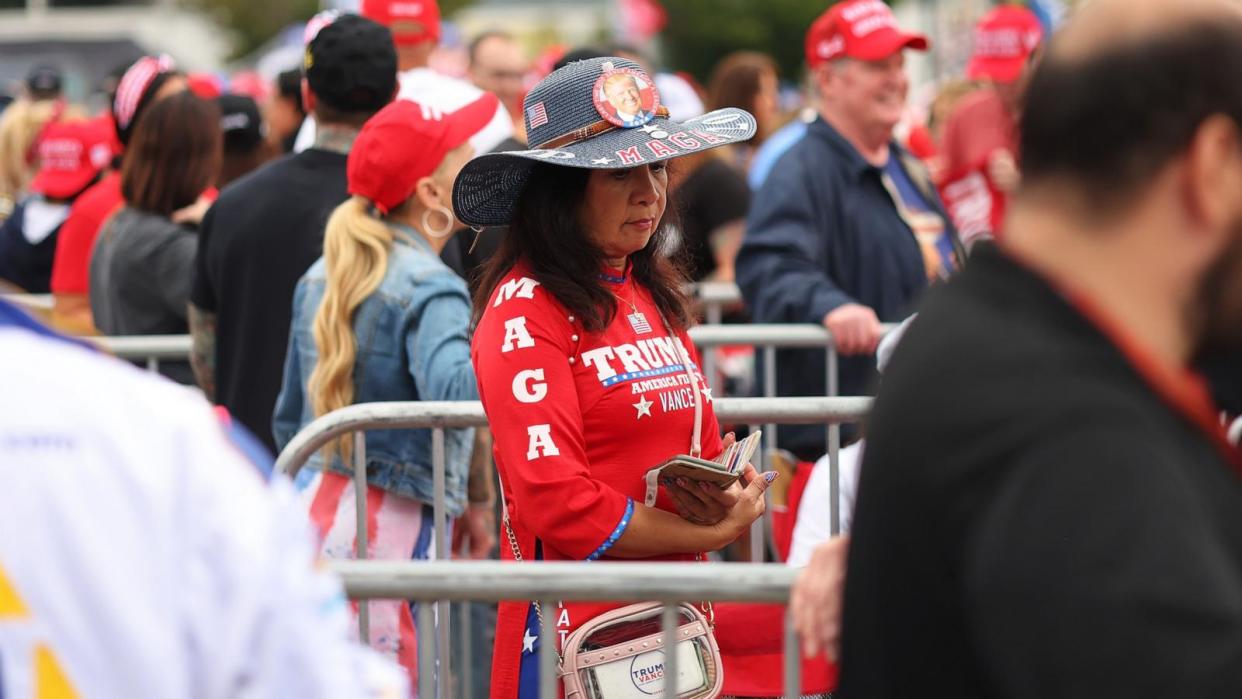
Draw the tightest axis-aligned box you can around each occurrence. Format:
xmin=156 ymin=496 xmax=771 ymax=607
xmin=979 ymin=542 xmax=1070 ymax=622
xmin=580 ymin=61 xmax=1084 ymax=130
xmin=0 ymin=299 xmax=404 ymax=698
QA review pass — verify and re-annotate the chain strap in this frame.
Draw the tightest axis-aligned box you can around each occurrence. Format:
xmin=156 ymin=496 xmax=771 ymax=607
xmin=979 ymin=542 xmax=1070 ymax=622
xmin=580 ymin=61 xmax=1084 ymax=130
xmin=504 ymin=514 xmax=551 ymax=628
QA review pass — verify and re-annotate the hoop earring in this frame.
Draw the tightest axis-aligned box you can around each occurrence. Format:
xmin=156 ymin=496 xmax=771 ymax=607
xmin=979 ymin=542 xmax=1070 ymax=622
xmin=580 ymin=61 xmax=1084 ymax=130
xmin=422 ymin=205 xmax=455 ymax=239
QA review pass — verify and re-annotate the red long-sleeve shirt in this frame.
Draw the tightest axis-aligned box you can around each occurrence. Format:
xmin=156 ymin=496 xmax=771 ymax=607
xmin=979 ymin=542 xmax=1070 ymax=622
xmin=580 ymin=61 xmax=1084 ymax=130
xmin=474 ymin=260 xmax=834 ymax=697
xmin=473 ymin=260 xmax=723 ymax=694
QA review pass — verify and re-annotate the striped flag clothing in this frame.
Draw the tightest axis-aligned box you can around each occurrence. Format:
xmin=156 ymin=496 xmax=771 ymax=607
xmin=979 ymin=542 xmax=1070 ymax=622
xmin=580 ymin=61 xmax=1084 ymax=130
xmin=306 ymin=471 xmax=446 ymax=694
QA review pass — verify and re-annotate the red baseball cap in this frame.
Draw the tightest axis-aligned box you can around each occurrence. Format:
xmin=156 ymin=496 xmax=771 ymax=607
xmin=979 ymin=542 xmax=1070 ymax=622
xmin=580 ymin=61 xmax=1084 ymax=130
xmin=967 ymin=6 xmax=1043 ymax=84
xmin=29 ymin=119 xmax=114 ymax=200
xmin=348 ymin=94 xmax=498 ymax=215
xmin=805 ymin=0 xmax=929 ymax=69
xmin=187 ymin=72 xmax=223 ymax=99
xmin=361 ymin=0 xmax=441 ymax=47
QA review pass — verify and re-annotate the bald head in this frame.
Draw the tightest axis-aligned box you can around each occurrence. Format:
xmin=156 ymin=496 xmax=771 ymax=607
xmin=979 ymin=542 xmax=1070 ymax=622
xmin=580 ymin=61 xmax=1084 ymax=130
xmin=1019 ymin=0 xmax=1242 ymax=214
xmin=1053 ymin=0 xmax=1242 ymax=62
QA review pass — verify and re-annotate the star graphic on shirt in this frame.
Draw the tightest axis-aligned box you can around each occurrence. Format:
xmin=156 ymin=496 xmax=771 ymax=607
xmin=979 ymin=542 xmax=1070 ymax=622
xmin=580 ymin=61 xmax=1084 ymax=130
xmin=523 ymin=628 xmax=538 ymax=654
xmin=700 ymin=387 xmax=713 ymax=403
xmin=591 ymin=157 xmax=613 ymax=165
xmin=633 ymin=395 xmax=654 ymax=419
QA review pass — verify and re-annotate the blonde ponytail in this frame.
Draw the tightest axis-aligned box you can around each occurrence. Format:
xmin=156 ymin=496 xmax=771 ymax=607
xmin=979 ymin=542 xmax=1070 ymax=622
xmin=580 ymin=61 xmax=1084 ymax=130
xmin=308 ymin=195 xmax=394 ymax=462
xmin=0 ymin=100 xmax=84 ymax=206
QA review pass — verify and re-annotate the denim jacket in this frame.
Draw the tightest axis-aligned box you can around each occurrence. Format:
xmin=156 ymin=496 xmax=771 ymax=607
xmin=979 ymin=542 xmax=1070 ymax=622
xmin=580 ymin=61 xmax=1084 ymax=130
xmin=273 ymin=227 xmax=477 ymax=516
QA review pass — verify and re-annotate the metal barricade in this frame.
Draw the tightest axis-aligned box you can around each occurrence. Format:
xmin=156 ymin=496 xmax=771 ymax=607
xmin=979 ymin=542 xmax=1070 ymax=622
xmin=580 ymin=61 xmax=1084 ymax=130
xmin=332 ymin=559 xmax=802 ymax=699
xmin=689 ymin=281 xmax=742 ymax=326
xmin=687 ymin=324 xmax=895 ymax=547
xmin=88 ymin=334 xmax=193 ymax=373
xmin=276 ymin=397 xmax=868 ymax=698
xmin=0 ymin=292 xmax=54 ymax=311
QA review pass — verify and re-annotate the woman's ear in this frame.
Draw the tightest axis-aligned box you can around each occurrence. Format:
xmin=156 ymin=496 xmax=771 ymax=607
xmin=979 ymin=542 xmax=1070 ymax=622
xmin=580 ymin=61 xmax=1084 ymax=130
xmin=413 ymin=176 xmax=443 ymax=212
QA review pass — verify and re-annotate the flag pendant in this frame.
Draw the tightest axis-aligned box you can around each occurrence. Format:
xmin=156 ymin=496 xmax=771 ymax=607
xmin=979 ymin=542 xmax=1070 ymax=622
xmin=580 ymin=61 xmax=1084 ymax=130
xmin=628 ymin=311 xmax=652 ymax=334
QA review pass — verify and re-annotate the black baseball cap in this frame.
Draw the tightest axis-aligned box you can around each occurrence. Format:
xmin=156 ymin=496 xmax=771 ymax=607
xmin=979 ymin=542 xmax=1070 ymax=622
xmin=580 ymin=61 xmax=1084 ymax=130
xmin=304 ymin=13 xmax=397 ymax=114
xmin=26 ymin=64 xmax=62 ymax=100
xmin=217 ymin=93 xmax=264 ymax=153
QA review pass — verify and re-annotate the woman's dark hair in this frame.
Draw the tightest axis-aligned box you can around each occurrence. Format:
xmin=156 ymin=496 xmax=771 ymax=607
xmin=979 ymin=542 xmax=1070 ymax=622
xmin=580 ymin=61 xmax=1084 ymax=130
xmin=121 ymin=92 xmax=221 ymax=217
xmin=472 ymin=163 xmax=693 ymax=333
xmin=707 ymin=51 xmax=778 ymax=145
xmin=113 ymin=69 xmax=183 ymax=147
xmin=277 ymin=68 xmax=305 ymax=114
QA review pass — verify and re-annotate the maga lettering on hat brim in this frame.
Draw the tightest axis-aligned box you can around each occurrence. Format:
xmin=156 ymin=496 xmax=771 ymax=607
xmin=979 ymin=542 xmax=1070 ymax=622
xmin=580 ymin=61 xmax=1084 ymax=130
xmin=452 ymin=107 xmax=756 ymax=228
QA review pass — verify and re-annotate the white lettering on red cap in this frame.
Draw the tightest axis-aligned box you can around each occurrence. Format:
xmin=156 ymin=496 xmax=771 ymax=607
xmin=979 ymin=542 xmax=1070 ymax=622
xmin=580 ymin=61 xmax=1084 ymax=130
xmin=819 ymin=36 xmax=847 ymax=61
xmin=390 ymin=2 xmax=425 ymax=17
xmin=851 ymin=13 xmax=898 ymax=38
xmin=840 ymin=0 xmax=890 ymax=23
xmin=525 ymin=424 xmax=560 ymax=460
xmin=39 ymin=139 xmax=83 ymax=170
xmin=512 ymin=369 xmax=548 ymax=404
xmin=975 ymin=27 xmax=1042 ymax=59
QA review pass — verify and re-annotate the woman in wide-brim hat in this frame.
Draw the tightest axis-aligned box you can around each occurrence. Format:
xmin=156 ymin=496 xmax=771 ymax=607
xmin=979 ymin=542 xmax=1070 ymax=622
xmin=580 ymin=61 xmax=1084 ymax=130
xmin=459 ymin=57 xmax=823 ymax=699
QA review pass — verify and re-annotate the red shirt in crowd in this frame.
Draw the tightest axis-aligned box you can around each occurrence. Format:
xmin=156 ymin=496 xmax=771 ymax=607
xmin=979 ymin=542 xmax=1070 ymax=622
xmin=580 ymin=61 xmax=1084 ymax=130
xmin=938 ymin=88 xmax=1018 ymax=247
xmin=51 ymin=173 xmax=218 ymax=295
xmin=50 ymin=171 xmax=122 ymax=294
xmin=472 ymin=260 xmax=831 ymax=697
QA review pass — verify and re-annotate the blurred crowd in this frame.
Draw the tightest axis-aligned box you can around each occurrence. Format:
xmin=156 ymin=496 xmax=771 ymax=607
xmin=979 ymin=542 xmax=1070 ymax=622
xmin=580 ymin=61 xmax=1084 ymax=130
xmin=0 ymin=1 xmax=1041 ymax=316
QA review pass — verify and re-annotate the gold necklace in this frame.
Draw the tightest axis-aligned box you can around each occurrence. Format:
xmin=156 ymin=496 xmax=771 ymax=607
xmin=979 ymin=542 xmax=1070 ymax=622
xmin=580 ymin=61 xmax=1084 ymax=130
xmin=612 ymin=284 xmax=639 ymax=314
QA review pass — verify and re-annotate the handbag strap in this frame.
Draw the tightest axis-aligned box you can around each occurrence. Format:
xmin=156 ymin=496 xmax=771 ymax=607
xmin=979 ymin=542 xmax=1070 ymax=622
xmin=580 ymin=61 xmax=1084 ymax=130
xmin=653 ymin=310 xmax=702 ymax=458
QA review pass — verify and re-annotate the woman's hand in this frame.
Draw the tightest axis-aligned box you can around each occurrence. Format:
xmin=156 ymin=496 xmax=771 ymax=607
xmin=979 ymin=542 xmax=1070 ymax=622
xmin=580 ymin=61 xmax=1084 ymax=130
xmin=172 ymin=195 xmax=212 ymax=225
xmin=665 ymin=432 xmax=739 ymax=525
xmin=710 ymin=463 xmax=775 ymax=546
xmin=664 ymin=476 xmax=737 ymax=525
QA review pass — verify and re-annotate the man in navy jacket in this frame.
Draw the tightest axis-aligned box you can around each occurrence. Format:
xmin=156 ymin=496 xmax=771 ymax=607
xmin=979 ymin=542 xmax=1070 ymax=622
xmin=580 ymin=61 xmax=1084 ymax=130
xmin=737 ymin=0 xmax=960 ymax=460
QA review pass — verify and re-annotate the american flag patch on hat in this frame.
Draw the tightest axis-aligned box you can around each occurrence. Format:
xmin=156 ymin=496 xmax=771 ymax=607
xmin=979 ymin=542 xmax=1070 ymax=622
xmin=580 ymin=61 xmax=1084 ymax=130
xmin=526 ymin=101 xmax=548 ymax=129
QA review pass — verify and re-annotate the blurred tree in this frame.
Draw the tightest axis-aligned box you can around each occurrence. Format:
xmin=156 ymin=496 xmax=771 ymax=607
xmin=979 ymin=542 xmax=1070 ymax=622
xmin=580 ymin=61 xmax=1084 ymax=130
xmin=194 ymin=0 xmax=481 ymax=61
xmin=440 ymin=0 xmax=481 ymax=16
xmin=190 ymin=0 xmax=321 ymax=60
xmin=660 ymin=0 xmax=849 ymax=83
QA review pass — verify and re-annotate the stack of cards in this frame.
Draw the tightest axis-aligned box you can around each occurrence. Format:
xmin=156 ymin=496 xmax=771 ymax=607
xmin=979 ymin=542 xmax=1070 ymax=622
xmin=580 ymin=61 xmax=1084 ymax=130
xmin=642 ymin=431 xmax=763 ymax=506
xmin=715 ymin=431 xmax=762 ymax=475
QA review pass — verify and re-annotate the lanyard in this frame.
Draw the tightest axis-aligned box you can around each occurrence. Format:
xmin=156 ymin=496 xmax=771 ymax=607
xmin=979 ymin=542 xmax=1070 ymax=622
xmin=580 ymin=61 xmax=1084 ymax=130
xmin=1066 ymin=286 xmax=1242 ymax=474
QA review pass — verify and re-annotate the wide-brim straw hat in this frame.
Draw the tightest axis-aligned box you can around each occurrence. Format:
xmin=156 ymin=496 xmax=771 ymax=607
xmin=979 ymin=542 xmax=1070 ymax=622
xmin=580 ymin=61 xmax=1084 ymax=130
xmin=453 ymin=56 xmax=756 ymax=228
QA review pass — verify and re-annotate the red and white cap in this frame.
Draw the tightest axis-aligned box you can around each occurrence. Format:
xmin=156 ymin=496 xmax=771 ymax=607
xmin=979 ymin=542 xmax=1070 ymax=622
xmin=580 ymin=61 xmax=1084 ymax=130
xmin=303 ymin=9 xmax=340 ymax=45
xmin=29 ymin=119 xmax=114 ymax=200
xmin=348 ymin=94 xmax=498 ymax=215
xmin=113 ymin=54 xmax=176 ymax=132
xmin=360 ymin=0 xmax=441 ymax=47
xmin=805 ymin=0 xmax=929 ymax=69
xmin=967 ymin=5 xmax=1044 ymax=84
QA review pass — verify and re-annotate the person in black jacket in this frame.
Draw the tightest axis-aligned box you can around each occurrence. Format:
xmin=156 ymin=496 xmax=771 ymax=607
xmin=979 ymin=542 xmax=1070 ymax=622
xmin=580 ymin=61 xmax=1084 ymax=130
xmin=794 ymin=0 xmax=1242 ymax=696
xmin=736 ymin=0 xmax=959 ymax=460
xmin=188 ymin=14 xmax=397 ymax=451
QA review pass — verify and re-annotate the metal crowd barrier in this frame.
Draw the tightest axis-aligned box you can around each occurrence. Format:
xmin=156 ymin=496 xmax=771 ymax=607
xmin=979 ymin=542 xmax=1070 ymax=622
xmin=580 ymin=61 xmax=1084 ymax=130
xmin=89 ymin=334 xmax=192 ymax=373
xmin=331 ymin=559 xmax=802 ymax=699
xmin=276 ymin=397 xmax=869 ymax=698
xmin=0 ymin=292 xmax=53 ymax=310
xmin=690 ymin=280 xmax=742 ymax=325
